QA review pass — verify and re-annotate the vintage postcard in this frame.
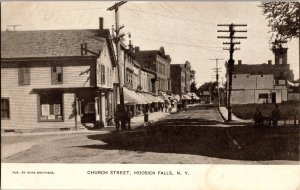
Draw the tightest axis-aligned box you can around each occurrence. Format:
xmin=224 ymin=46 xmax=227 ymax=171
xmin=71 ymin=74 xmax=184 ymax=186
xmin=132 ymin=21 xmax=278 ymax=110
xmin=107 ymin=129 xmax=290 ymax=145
xmin=1 ymin=1 xmax=300 ymax=189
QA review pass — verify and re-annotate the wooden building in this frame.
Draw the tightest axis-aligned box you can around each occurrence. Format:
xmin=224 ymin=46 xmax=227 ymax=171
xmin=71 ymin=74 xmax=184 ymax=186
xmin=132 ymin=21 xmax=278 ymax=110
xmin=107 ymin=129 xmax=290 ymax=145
xmin=1 ymin=27 xmax=116 ymax=132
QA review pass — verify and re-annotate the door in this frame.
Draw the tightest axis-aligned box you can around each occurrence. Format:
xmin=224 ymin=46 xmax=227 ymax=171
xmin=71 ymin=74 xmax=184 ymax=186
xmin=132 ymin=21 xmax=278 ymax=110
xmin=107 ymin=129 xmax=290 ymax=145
xmin=271 ymin=93 xmax=276 ymax=103
xmin=81 ymin=101 xmax=96 ymax=124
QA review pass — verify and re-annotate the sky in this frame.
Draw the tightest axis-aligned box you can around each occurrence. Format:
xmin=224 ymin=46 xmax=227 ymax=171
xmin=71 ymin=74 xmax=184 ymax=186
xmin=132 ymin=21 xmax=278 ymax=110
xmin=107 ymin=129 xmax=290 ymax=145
xmin=1 ymin=1 xmax=299 ymax=86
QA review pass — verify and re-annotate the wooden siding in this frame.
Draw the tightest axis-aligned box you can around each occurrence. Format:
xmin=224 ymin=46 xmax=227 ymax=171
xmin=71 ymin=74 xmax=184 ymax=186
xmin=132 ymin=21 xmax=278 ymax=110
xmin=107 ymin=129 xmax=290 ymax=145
xmin=97 ymin=43 xmax=115 ymax=88
xmin=1 ymin=63 xmax=92 ymax=129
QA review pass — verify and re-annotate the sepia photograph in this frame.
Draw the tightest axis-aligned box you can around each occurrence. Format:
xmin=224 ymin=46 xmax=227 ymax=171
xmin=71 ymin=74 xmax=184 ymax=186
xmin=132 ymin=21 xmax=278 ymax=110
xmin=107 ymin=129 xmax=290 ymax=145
xmin=1 ymin=1 xmax=300 ymax=189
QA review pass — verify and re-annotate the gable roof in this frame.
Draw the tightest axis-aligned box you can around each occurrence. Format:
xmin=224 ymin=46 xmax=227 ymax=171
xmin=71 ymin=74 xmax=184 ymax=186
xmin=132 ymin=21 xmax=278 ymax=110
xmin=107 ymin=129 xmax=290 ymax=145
xmin=1 ymin=30 xmax=108 ymax=59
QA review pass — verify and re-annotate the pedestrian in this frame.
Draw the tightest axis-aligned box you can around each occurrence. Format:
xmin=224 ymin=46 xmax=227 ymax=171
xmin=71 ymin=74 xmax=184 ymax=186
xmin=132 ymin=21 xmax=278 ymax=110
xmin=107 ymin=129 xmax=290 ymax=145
xmin=271 ymin=104 xmax=280 ymax=127
xmin=126 ymin=109 xmax=133 ymax=130
xmin=165 ymin=101 xmax=168 ymax=112
xmin=253 ymin=107 xmax=263 ymax=127
xmin=114 ymin=109 xmax=120 ymax=131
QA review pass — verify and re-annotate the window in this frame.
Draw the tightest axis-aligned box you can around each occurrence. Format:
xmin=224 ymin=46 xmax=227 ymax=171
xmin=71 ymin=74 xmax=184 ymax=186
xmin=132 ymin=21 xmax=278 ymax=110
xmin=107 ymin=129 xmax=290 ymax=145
xmin=18 ymin=67 xmax=30 ymax=85
xmin=39 ymin=92 xmax=63 ymax=121
xmin=258 ymin=93 xmax=268 ymax=99
xmin=51 ymin=66 xmax=63 ymax=84
xmin=162 ymin=64 xmax=165 ymax=75
xmin=1 ymin=98 xmax=10 ymax=119
xmin=100 ymin=64 xmax=105 ymax=85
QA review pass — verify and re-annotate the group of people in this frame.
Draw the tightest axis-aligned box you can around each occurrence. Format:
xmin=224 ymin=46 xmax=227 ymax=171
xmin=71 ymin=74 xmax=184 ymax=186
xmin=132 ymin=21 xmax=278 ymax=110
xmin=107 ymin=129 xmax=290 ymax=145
xmin=114 ymin=108 xmax=133 ymax=131
xmin=254 ymin=104 xmax=280 ymax=127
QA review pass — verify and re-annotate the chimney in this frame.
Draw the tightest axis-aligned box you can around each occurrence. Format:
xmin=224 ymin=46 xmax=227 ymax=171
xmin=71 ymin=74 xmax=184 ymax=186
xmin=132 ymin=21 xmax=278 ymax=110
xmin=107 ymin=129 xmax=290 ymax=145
xmin=268 ymin=60 xmax=272 ymax=65
xmin=99 ymin=17 xmax=104 ymax=30
xmin=238 ymin=60 xmax=242 ymax=65
xmin=135 ymin=46 xmax=140 ymax=52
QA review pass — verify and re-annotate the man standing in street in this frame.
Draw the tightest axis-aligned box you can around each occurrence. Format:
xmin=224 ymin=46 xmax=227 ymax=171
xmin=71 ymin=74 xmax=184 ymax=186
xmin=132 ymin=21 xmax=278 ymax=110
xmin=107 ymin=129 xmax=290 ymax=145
xmin=272 ymin=104 xmax=280 ymax=127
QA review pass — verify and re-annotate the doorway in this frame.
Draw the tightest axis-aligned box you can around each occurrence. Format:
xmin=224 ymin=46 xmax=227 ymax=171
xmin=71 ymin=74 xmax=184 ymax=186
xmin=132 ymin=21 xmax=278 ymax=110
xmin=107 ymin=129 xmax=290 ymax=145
xmin=271 ymin=93 xmax=276 ymax=103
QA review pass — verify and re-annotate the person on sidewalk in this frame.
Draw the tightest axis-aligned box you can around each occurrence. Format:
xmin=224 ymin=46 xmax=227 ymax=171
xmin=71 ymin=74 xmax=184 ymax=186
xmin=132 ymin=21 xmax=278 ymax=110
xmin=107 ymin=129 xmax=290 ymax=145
xmin=271 ymin=104 xmax=280 ymax=127
xmin=114 ymin=110 xmax=120 ymax=131
xmin=164 ymin=101 xmax=169 ymax=113
xmin=126 ymin=109 xmax=133 ymax=130
xmin=253 ymin=107 xmax=263 ymax=127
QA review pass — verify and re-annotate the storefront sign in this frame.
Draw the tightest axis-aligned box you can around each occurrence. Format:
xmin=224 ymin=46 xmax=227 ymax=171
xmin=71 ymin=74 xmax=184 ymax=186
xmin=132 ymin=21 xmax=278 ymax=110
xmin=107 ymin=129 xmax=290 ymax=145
xmin=54 ymin=104 xmax=61 ymax=115
xmin=41 ymin=104 xmax=50 ymax=116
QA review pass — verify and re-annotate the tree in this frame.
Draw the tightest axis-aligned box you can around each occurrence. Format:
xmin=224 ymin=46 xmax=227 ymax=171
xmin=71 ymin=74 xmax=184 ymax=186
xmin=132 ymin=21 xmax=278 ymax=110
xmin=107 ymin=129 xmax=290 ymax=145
xmin=260 ymin=2 xmax=300 ymax=79
xmin=198 ymin=81 xmax=218 ymax=100
xmin=190 ymin=81 xmax=198 ymax=95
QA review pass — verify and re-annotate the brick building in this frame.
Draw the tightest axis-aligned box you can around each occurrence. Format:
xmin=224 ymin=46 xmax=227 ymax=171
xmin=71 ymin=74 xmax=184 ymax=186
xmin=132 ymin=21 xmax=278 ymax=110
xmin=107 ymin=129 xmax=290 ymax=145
xmin=135 ymin=46 xmax=172 ymax=95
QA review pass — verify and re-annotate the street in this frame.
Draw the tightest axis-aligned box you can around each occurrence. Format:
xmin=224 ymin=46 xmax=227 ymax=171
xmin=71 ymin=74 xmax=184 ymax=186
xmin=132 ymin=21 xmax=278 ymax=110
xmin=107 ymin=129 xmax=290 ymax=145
xmin=2 ymin=105 xmax=299 ymax=164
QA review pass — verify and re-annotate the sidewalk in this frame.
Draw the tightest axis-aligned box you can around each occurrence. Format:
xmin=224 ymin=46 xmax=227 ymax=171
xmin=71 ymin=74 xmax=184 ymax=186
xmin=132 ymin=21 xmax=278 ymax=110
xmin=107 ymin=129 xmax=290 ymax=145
xmin=1 ymin=111 xmax=171 ymax=137
xmin=100 ymin=111 xmax=170 ymax=131
xmin=219 ymin=107 xmax=253 ymax=123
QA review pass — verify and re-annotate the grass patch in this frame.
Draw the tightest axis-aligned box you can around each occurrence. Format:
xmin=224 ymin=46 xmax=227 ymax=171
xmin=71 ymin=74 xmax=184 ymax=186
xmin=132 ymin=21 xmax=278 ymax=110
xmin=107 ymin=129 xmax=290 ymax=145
xmin=232 ymin=102 xmax=300 ymax=120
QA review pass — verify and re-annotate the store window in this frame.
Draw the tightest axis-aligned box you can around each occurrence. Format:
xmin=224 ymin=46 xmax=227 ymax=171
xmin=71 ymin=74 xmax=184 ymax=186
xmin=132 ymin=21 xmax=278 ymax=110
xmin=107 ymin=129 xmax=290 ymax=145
xmin=39 ymin=92 xmax=63 ymax=121
xmin=51 ymin=66 xmax=63 ymax=84
xmin=1 ymin=98 xmax=10 ymax=119
xmin=18 ymin=67 xmax=30 ymax=85
xmin=258 ymin=93 xmax=268 ymax=99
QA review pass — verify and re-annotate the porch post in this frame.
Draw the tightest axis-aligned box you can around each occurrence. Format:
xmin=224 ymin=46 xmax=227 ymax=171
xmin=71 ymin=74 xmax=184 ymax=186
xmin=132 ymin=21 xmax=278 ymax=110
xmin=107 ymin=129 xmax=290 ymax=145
xmin=95 ymin=97 xmax=100 ymax=127
xmin=75 ymin=98 xmax=82 ymax=130
xmin=100 ymin=92 xmax=106 ymax=127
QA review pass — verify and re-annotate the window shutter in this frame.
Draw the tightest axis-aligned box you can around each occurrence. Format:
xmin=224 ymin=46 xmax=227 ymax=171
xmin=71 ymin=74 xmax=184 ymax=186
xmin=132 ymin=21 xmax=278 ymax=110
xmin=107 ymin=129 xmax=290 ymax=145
xmin=24 ymin=67 xmax=30 ymax=85
xmin=18 ymin=67 xmax=24 ymax=85
xmin=103 ymin=65 xmax=106 ymax=84
xmin=51 ymin=67 xmax=57 ymax=84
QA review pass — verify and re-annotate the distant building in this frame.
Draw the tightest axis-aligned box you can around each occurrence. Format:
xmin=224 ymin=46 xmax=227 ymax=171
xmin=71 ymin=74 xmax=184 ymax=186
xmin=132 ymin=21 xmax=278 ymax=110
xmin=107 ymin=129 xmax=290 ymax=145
xmin=230 ymin=49 xmax=294 ymax=104
xmin=170 ymin=64 xmax=186 ymax=94
xmin=135 ymin=46 xmax=172 ymax=94
xmin=170 ymin=61 xmax=193 ymax=94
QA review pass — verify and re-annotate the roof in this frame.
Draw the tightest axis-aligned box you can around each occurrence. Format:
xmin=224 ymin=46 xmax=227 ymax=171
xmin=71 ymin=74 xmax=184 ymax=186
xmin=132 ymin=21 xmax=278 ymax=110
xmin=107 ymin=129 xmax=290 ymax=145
xmin=135 ymin=47 xmax=171 ymax=62
xmin=1 ymin=30 xmax=107 ymax=59
xmin=233 ymin=63 xmax=294 ymax=80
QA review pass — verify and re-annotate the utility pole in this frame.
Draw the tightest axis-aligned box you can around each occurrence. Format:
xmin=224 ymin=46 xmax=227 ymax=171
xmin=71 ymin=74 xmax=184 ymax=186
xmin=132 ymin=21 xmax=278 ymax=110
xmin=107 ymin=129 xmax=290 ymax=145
xmin=211 ymin=58 xmax=224 ymax=107
xmin=217 ymin=23 xmax=247 ymax=121
xmin=108 ymin=1 xmax=127 ymax=130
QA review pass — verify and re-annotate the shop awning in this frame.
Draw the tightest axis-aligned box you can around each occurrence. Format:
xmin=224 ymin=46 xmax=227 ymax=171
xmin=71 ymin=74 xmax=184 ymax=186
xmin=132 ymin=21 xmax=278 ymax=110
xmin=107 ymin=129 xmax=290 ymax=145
xmin=154 ymin=96 xmax=165 ymax=103
xmin=173 ymin=94 xmax=181 ymax=102
xmin=159 ymin=91 xmax=172 ymax=101
xmin=143 ymin=93 xmax=159 ymax=103
xmin=182 ymin=94 xmax=191 ymax=100
xmin=188 ymin=92 xmax=200 ymax=100
xmin=136 ymin=92 xmax=151 ymax=104
xmin=123 ymin=87 xmax=147 ymax=104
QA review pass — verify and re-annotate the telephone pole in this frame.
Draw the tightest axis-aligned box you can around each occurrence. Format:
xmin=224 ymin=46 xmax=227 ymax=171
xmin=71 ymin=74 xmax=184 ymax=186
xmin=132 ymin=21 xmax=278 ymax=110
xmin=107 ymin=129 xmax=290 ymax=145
xmin=217 ymin=23 xmax=247 ymax=121
xmin=108 ymin=1 xmax=127 ymax=130
xmin=211 ymin=58 xmax=224 ymax=107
